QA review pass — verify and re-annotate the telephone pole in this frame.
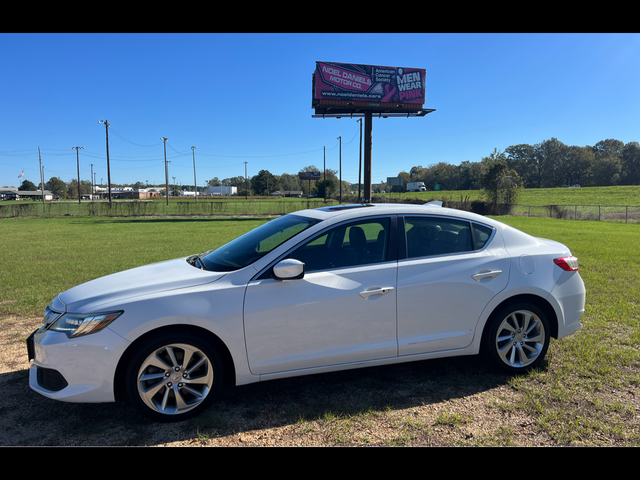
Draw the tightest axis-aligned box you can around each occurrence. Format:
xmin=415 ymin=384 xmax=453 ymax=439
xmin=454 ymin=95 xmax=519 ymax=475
xmin=98 ymin=120 xmax=112 ymax=207
xmin=90 ymin=164 xmax=94 ymax=203
xmin=38 ymin=147 xmax=45 ymax=214
xmin=191 ymin=146 xmax=198 ymax=203
xmin=161 ymin=137 xmax=169 ymax=206
xmin=73 ymin=146 xmax=84 ymax=204
xmin=244 ymin=161 xmax=249 ymax=200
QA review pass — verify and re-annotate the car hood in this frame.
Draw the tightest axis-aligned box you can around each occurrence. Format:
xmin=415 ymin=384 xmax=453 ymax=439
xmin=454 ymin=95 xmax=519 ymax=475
xmin=57 ymin=257 xmax=226 ymax=313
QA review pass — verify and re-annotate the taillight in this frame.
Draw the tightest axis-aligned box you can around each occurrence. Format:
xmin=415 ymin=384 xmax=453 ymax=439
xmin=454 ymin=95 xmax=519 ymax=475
xmin=554 ymin=256 xmax=579 ymax=271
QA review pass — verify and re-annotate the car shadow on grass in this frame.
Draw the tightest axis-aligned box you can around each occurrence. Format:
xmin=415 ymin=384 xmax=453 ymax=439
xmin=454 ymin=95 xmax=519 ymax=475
xmin=0 ymin=355 xmax=516 ymax=446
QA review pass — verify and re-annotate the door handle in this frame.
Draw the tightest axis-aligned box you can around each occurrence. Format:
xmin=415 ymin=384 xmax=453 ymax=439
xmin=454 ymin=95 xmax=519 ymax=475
xmin=472 ymin=269 xmax=502 ymax=281
xmin=359 ymin=286 xmax=394 ymax=298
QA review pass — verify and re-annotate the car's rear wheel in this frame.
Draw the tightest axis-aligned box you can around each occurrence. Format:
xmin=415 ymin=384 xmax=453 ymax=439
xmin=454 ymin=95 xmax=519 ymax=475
xmin=125 ymin=332 xmax=223 ymax=422
xmin=484 ymin=303 xmax=550 ymax=373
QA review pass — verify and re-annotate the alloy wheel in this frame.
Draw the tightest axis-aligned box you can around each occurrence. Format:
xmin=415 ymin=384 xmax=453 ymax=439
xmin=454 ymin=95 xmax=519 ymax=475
xmin=136 ymin=343 xmax=214 ymax=416
xmin=495 ymin=309 xmax=546 ymax=369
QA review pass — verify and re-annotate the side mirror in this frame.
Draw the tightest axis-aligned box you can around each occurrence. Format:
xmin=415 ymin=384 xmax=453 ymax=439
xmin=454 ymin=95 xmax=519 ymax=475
xmin=272 ymin=259 xmax=305 ymax=280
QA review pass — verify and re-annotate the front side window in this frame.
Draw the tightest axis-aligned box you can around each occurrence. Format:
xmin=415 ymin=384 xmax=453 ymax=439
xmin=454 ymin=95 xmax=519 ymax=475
xmin=201 ymin=215 xmax=320 ymax=272
xmin=288 ymin=217 xmax=390 ymax=272
xmin=404 ymin=216 xmax=473 ymax=259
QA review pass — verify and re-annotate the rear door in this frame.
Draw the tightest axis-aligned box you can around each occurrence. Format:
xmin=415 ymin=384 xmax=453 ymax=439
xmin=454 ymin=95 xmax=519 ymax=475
xmin=396 ymin=215 xmax=510 ymax=355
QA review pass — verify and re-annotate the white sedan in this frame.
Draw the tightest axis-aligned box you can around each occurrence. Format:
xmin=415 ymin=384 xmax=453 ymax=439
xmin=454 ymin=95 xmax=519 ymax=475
xmin=28 ymin=203 xmax=585 ymax=422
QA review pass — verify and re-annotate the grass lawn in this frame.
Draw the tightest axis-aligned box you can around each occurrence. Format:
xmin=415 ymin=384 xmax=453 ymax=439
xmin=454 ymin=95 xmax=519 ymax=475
xmin=1 ymin=214 xmax=638 ymax=445
xmin=0 ymin=216 xmax=269 ymax=318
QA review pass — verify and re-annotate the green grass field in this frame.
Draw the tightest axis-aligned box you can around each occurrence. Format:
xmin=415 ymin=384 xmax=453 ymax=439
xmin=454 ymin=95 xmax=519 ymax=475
xmin=0 ymin=216 xmax=269 ymax=318
xmin=1 ymin=214 xmax=638 ymax=445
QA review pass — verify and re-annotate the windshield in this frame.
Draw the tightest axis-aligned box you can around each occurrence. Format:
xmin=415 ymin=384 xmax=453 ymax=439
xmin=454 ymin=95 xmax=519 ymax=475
xmin=200 ymin=215 xmax=320 ymax=272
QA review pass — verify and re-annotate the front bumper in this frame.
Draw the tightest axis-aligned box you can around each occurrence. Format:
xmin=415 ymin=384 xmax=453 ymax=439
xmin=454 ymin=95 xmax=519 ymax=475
xmin=28 ymin=326 xmax=130 ymax=403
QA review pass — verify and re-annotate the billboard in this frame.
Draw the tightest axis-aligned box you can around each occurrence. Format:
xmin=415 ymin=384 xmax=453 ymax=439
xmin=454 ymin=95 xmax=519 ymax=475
xmin=299 ymin=172 xmax=322 ymax=181
xmin=313 ymin=62 xmax=426 ymax=110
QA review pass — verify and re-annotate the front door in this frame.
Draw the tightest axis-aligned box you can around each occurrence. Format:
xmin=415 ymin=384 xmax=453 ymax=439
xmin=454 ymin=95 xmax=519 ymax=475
xmin=243 ymin=217 xmax=398 ymax=375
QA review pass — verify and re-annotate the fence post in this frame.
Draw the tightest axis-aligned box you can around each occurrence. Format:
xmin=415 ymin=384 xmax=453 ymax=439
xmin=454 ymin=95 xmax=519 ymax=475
xmin=626 ymin=206 xmax=628 ymax=223
xmin=575 ymin=205 xmax=577 ymax=221
xmin=599 ymin=205 xmax=601 ymax=222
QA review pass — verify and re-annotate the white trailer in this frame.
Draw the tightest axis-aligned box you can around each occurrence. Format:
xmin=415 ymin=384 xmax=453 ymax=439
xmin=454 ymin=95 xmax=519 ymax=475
xmin=208 ymin=186 xmax=237 ymax=196
xmin=407 ymin=182 xmax=426 ymax=192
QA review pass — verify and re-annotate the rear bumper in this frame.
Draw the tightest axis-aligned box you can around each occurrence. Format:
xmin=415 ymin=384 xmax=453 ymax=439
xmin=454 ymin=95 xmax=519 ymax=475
xmin=550 ymin=271 xmax=586 ymax=338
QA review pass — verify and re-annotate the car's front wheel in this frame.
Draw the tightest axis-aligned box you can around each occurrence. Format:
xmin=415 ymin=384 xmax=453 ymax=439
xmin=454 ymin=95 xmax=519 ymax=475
xmin=125 ymin=332 xmax=223 ymax=422
xmin=483 ymin=303 xmax=550 ymax=373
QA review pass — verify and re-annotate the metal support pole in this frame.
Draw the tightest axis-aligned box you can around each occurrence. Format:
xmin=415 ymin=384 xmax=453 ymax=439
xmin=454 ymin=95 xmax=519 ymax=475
xmin=363 ymin=111 xmax=373 ymax=203
xmin=323 ymin=146 xmax=326 ymax=203
xmin=358 ymin=118 xmax=362 ymax=202
xmin=337 ymin=136 xmax=342 ymax=204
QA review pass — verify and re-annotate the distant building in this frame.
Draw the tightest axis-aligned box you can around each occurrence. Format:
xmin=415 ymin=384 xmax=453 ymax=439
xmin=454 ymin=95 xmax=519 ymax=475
xmin=277 ymin=191 xmax=303 ymax=198
xmin=1 ymin=187 xmax=53 ymax=201
xmin=208 ymin=186 xmax=237 ymax=196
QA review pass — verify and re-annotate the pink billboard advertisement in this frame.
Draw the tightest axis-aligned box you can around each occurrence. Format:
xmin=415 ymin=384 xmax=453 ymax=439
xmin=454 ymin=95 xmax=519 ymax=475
xmin=314 ymin=62 xmax=426 ymax=104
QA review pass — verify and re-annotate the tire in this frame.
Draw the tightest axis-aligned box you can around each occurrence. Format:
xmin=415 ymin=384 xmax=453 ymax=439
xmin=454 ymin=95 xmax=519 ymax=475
xmin=483 ymin=302 xmax=550 ymax=373
xmin=125 ymin=332 xmax=223 ymax=422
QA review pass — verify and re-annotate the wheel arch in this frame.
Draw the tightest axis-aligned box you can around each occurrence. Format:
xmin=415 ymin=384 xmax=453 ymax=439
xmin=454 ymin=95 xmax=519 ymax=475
xmin=113 ymin=324 xmax=237 ymax=402
xmin=480 ymin=293 xmax=559 ymax=348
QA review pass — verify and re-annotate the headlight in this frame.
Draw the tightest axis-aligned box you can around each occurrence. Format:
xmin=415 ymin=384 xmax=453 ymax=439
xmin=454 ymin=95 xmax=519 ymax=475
xmin=50 ymin=311 xmax=123 ymax=338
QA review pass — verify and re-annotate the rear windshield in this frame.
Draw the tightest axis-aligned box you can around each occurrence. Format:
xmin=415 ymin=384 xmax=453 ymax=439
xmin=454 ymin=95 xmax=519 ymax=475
xmin=201 ymin=215 xmax=320 ymax=272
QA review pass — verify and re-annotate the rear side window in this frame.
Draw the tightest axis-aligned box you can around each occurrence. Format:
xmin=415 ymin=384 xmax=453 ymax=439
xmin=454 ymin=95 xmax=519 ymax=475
xmin=472 ymin=223 xmax=493 ymax=250
xmin=405 ymin=217 xmax=473 ymax=258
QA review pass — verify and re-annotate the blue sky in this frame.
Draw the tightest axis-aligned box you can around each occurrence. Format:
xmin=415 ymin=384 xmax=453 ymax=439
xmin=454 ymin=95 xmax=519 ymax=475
xmin=2 ymin=33 xmax=639 ymax=189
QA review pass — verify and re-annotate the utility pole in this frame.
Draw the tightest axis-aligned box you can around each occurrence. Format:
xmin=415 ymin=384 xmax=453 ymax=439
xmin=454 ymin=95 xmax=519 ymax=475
xmin=191 ymin=146 xmax=198 ymax=203
xmin=337 ymin=136 xmax=342 ymax=204
xmin=98 ymin=120 xmax=112 ymax=207
xmin=357 ymin=119 xmax=362 ymax=202
xmin=161 ymin=137 xmax=169 ymax=206
xmin=244 ymin=161 xmax=249 ymax=200
xmin=38 ymin=147 xmax=45 ymax=214
xmin=73 ymin=146 xmax=84 ymax=204
xmin=90 ymin=164 xmax=94 ymax=203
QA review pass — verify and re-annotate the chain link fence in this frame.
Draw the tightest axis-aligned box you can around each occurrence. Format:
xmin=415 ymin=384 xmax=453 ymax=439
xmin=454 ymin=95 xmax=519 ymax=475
xmin=512 ymin=204 xmax=640 ymax=223
xmin=3 ymin=199 xmax=640 ymax=224
xmin=0 ymin=200 xmax=338 ymax=218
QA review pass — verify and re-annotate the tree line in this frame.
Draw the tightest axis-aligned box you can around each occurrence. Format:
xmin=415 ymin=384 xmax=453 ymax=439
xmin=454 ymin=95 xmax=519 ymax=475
xmin=16 ymin=137 xmax=640 ymax=199
xmin=389 ymin=138 xmax=640 ymax=192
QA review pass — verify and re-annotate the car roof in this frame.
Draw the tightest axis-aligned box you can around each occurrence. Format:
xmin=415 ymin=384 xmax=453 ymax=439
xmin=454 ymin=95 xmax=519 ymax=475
xmin=294 ymin=203 xmax=503 ymax=228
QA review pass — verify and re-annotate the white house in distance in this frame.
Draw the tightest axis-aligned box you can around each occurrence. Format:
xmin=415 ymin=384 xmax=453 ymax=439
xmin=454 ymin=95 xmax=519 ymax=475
xmin=208 ymin=186 xmax=237 ymax=196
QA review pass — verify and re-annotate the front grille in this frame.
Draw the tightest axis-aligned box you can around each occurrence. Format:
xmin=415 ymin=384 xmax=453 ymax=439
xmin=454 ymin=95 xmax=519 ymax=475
xmin=36 ymin=367 xmax=68 ymax=392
